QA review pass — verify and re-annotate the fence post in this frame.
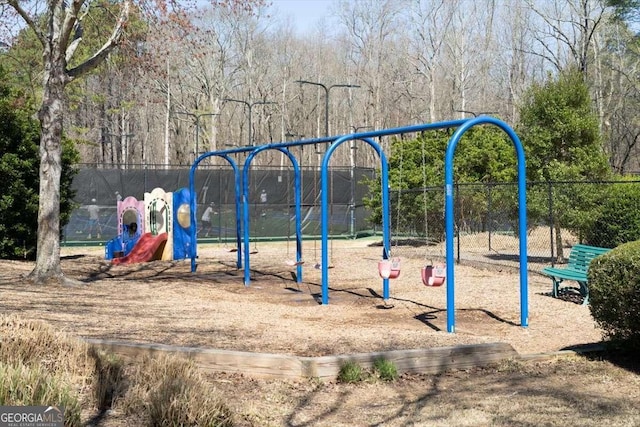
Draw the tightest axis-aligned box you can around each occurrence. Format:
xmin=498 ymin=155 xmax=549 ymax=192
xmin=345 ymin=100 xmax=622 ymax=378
xmin=218 ymin=167 xmax=223 ymax=244
xmin=144 ymin=164 xmax=148 ymax=194
xmin=548 ymin=181 xmax=555 ymax=266
xmin=487 ymin=183 xmax=492 ymax=252
xmin=455 ymin=182 xmax=461 ymax=264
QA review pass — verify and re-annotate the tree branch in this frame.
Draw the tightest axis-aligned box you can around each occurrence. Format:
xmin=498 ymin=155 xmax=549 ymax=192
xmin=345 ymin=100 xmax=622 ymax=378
xmin=60 ymin=0 xmax=81 ymax=49
xmin=6 ymin=0 xmax=46 ymax=47
xmin=67 ymin=0 xmax=130 ymax=80
xmin=62 ymin=0 xmax=84 ymax=63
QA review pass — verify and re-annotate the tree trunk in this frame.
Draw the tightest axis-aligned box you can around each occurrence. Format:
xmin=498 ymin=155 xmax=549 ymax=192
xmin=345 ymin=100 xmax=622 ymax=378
xmin=28 ymin=64 xmax=66 ymax=284
xmin=554 ymin=221 xmax=565 ymax=263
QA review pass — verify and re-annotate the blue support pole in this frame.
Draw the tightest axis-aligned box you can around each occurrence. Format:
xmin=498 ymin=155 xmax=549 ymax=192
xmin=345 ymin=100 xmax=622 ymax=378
xmin=242 ymin=146 xmax=302 ymax=286
xmin=444 ymin=116 xmax=528 ymax=333
xmin=230 ymin=157 xmax=243 ymax=268
xmin=189 ymin=152 xmax=242 ymax=272
xmin=293 ymin=157 xmax=303 ymax=281
xmin=380 ymin=147 xmax=391 ymax=301
xmin=444 ymin=150 xmax=456 ymax=333
xmin=321 ymin=136 xmax=390 ymax=304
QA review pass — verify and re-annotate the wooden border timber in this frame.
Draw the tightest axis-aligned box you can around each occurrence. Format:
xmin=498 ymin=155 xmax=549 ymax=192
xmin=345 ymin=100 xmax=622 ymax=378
xmin=85 ymin=339 xmax=518 ymax=380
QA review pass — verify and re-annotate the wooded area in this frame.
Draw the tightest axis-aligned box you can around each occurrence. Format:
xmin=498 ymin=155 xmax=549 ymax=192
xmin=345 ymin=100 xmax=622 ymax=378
xmin=3 ymin=0 xmax=640 ymax=172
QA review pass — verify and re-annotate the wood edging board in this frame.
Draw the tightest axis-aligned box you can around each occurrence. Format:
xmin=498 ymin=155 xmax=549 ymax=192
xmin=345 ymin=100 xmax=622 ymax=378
xmin=85 ymin=338 xmax=522 ymax=380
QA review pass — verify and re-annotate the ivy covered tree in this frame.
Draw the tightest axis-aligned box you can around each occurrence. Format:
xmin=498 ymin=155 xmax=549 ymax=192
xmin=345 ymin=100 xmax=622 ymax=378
xmin=517 ymin=69 xmax=611 ymax=261
xmin=0 ymin=67 xmax=78 ymax=260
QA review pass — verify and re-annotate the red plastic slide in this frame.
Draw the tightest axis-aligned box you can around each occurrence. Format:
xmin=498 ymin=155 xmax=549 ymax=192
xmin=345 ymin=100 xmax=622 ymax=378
xmin=112 ymin=232 xmax=168 ymax=265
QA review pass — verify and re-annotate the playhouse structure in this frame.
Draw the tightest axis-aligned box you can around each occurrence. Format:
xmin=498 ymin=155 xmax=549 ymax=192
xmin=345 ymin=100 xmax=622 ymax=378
xmin=105 ymin=187 xmax=192 ymax=263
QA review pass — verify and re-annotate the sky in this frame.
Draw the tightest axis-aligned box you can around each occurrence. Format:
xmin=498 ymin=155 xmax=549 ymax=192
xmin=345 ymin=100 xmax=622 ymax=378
xmin=268 ymin=0 xmax=337 ymax=34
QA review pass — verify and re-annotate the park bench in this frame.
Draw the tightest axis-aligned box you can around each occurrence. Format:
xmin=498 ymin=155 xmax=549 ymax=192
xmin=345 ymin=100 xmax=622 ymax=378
xmin=541 ymin=244 xmax=611 ymax=305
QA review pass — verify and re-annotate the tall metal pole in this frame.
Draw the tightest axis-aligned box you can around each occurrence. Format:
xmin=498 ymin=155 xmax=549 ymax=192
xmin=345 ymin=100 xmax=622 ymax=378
xmin=223 ymin=99 xmax=275 ymax=146
xmin=295 ymin=80 xmax=360 ymax=239
xmin=294 ymin=80 xmax=360 ymax=137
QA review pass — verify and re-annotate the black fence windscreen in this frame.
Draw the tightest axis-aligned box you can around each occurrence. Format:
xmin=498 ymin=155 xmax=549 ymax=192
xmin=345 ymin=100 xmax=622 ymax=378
xmin=64 ymin=166 xmax=377 ymax=243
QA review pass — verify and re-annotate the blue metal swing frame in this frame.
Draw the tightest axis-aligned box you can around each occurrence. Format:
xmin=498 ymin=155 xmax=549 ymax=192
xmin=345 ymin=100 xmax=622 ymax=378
xmin=188 ymin=117 xmax=529 ymax=333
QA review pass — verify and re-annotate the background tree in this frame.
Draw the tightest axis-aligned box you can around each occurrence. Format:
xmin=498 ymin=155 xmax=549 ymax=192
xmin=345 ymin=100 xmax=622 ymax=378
xmin=517 ymin=68 xmax=611 ymax=260
xmin=0 ymin=66 xmax=78 ymax=260
xmin=584 ymin=177 xmax=640 ymax=247
xmin=608 ymin=0 xmax=640 ymax=21
xmin=364 ymin=126 xmax=517 ymax=240
xmin=5 ymin=0 xmax=637 ymax=174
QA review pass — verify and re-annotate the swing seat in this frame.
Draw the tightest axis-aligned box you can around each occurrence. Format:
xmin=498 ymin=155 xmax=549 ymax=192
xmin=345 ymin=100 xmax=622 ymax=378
xmin=314 ymin=262 xmax=334 ymax=269
xmin=421 ymin=264 xmax=446 ymax=287
xmin=285 ymin=259 xmax=305 ymax=267
xmin=378 ymin=258 xmax=401 ymax=279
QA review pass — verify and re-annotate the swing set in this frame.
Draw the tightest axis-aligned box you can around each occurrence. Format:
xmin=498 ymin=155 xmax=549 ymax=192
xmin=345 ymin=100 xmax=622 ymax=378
xmin=376 ymin=132 xmax=446 ymax=286
xmin=187 ymin=116 xmax=529 ymax=334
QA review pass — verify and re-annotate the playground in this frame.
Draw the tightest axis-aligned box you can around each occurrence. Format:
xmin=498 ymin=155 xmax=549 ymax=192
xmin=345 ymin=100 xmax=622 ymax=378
xmin=2 ymin=239 xmax=639 ymax=425
xmin=5 ymin=116 xmax=635 ymax=424
xmin=0 ymin=238 xmax=601 ymax=357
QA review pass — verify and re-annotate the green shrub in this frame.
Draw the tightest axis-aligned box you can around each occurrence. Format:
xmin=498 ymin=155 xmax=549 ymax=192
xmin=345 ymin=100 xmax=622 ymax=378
xmin=337 ymin=360 xmax=365 ymax=383
xmin=0 ymin=69 xmax=78 ymax=260
xmin=584 ymin=179 xmax=640 ymax=248
xmin=588 ymin=240 xmax=640 ymax=349
xmin=372 ymin=357 xmax=398 ymax=381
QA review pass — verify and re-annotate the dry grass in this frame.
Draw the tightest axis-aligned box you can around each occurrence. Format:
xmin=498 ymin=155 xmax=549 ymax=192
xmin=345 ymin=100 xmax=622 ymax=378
xmin=0 ymin=314 xmax=93 ymax=378
xmin=0 ymin=315 xmax=234 ymax=426
xmin=0 ymin=315 xmax=92 ymax=426
xmin=0 ymin=361 xmax=82 ymax=426
xmin=117 ymin=354 xmax=233 ymax=426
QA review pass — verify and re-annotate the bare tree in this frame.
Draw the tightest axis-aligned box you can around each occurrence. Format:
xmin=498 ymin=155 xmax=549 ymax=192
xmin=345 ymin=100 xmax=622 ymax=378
xmin=592 ymin=20 xmax=640 ymax=172
xmin=337 ymin=0 xmax=403 ymax=132
xmin=524 ymin=0 xmax=608 ymax=77
xmin=405 ymin=0 xmax=457 ymax=123
xmin=0 ymin=0 xmax=131 ymax=284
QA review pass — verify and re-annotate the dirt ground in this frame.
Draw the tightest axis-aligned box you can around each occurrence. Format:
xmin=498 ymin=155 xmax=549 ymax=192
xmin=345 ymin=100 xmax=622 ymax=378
xmin=1 ymin=238 xmax=638 ymax=426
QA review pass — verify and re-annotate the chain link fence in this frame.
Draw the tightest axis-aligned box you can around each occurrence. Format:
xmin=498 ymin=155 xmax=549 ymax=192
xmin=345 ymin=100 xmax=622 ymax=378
xmin=64 ymin=167 xmax=638 ymax=273
xmin=388 ymin=180 xmax=640 ymax=271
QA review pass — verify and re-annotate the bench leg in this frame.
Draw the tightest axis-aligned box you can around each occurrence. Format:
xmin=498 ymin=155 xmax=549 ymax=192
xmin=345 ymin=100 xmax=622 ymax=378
xmin=552 ymin=278 xmax=563 ymax=298
xmin=578 ymin=281 xmax=589 ymax=305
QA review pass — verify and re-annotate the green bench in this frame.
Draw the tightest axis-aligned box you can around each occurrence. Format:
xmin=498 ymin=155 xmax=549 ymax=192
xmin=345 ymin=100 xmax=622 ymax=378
xmin=541 ymin=244 xmax=611 ymax=305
